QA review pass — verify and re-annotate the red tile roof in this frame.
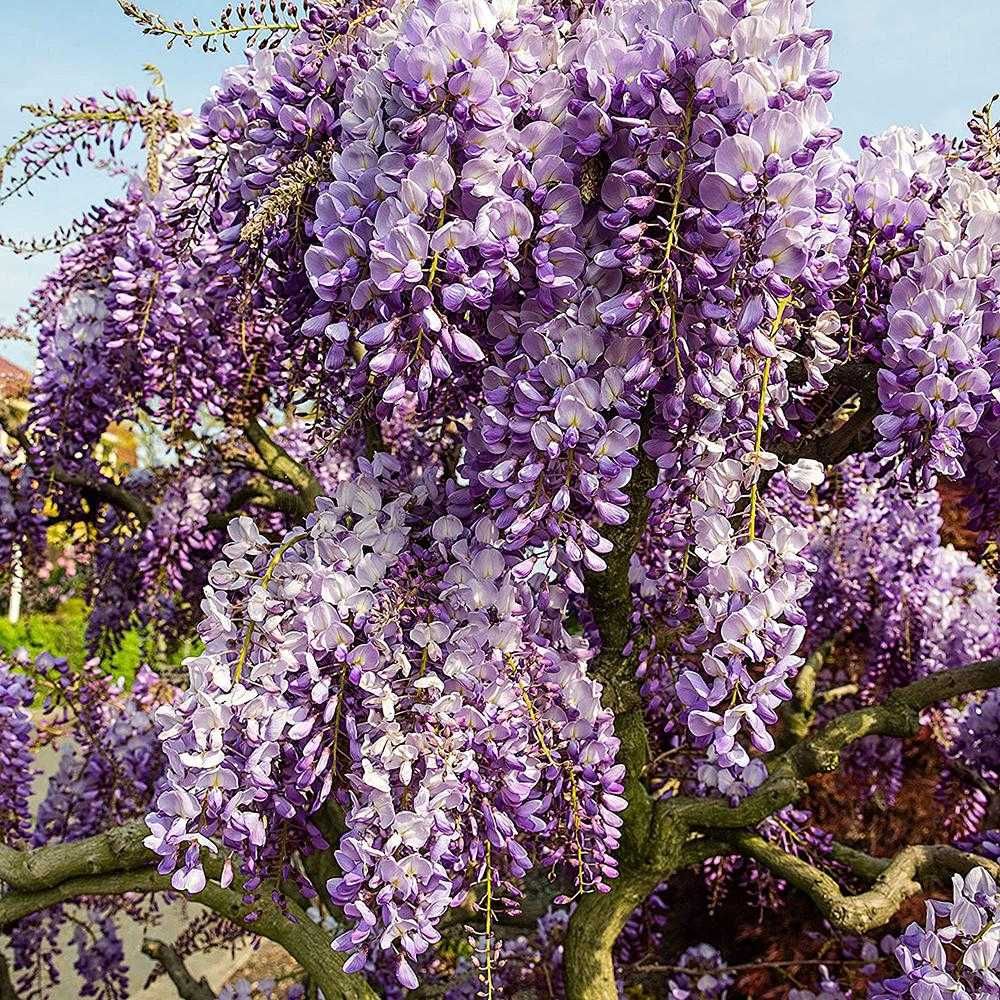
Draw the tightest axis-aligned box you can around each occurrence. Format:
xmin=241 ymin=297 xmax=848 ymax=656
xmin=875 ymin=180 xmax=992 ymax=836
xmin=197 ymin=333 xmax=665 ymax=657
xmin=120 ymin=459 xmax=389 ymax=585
xmin=0 ymin=357 xmax=31 ymax=400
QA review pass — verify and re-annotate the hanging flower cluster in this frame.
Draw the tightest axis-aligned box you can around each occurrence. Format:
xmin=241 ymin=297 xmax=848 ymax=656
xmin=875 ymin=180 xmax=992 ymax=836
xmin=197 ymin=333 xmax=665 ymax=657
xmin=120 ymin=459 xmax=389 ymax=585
xmin=0 ymin=657 xmax=34 ymax=845
xmin=875 ymin=154 xmax=999 ymax=483
xmin=869 ymin=867 xmax=1000 ymax=999
xmin=146 ymin=458 xmax=624 ymax=985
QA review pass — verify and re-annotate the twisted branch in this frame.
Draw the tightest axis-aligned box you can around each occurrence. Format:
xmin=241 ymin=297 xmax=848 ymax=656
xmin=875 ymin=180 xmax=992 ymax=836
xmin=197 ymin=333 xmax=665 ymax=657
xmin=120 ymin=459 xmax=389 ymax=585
xmin=1 ymin=409 xmax=318 ymax=532
xmin=244 ymin=417 xmax=321 ymax=504
xmin=728 ymin=833 xmax=1000 ymax=934
xmin=141 ymin=939 xmax=216 ymax=1000
xmin=0 ymin=824 xmax=377 ymax=1000
xmin=49 ymin=466 xmax=154 ymax=524
xmin=558 ymin=656 xmax=1000 ymax=998
xmin=0 ymin=410 xmax=153 ymax=525
xmin=665 ymin=656 xmax=1000 ymax=830
xmin=763 ymin=360 xmax=880 ymax=493
xmin=565 ymin=401 xmax=667 ymax=1000
xmin=0 ymin=820 xmax=151 ymax=892
xmin=206 ymin=478 xmax=311 ymax=530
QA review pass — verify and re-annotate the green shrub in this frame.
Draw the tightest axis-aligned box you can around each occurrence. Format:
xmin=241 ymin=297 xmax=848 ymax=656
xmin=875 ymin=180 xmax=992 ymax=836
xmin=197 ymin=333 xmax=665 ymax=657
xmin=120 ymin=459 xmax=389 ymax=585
xmin=0 ymin=598 xmax=192 ymax=686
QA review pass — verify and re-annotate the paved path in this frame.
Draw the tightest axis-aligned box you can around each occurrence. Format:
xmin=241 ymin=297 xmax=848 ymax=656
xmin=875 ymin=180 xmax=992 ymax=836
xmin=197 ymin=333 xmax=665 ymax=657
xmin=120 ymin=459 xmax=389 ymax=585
xmin=134 ymin=946 xmax=255 ymax=1000
xmin=10 ymin=734 xmax=255 ymax=999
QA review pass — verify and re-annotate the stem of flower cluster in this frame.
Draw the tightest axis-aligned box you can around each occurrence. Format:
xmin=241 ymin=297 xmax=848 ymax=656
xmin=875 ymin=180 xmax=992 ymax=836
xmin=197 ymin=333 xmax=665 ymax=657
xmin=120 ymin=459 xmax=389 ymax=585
xmin=511 ymin=657 xmax=587 ymax=897
xmin=425 ymin=202 xmax=448 ymax=289
xmin=658 ymin=98 xmax=694 ymax=378
xmin=233 ymin=531 xmax=308 ymax=683
xmin=484 ymin=840 xmax=495 ymax=1000
xmin=846 ymin=233 xmax=877 ymax=359
xmin=747 ymin=294 xmax=792 ymax=541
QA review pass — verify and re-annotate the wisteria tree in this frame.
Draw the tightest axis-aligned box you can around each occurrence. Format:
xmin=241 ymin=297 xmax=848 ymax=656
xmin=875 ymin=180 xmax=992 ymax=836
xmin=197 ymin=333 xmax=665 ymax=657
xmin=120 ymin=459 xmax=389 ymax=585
xmin=1 ymin=1 xmax=999 ymax=998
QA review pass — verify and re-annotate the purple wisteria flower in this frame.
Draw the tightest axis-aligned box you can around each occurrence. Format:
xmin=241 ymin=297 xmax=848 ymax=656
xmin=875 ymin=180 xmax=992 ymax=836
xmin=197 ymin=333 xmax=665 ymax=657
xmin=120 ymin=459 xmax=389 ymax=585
xmin=146 ymin=459 xmax=624 ymax=987
xmin=0 ymin=656 xmax=35 ymax=845
xmin=869 ymin=867 xmax=1000 ymax=999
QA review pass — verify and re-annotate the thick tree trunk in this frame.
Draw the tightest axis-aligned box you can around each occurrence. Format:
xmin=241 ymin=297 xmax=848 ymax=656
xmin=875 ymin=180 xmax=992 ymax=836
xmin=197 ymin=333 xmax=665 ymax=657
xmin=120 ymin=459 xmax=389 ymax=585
xmin=563 ymin=868 xmax=665 ymax=1000
xmin=563 ymin=704 xmax=685 ymax=1000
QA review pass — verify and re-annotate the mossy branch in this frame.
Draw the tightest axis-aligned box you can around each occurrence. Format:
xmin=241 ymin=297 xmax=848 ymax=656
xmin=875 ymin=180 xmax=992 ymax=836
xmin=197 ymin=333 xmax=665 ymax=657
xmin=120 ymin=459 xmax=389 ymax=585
xmin=0 ymin=823 xmax=378 ymax=1000
xmin=140 ymin=939 xmax=216 ymax=1000
xmin=665 ymin=656 xmax=1000 ymax=830
xmin=726 ymin=833 xmax=1000 ymax=934
xmin=243 ymin=416 xmax=322 ymax=504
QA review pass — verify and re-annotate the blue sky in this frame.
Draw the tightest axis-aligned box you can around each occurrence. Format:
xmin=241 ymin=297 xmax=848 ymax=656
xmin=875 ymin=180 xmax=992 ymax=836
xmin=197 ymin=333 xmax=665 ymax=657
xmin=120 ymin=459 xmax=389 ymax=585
xmin=0 ymin=0 xmax=996 ymax=368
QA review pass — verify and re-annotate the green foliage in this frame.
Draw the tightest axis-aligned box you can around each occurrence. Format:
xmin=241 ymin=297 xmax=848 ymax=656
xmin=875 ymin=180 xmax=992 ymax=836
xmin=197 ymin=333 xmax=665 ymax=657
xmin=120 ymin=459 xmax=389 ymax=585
xmin=0 ymin=598 xmax=195 ymax=686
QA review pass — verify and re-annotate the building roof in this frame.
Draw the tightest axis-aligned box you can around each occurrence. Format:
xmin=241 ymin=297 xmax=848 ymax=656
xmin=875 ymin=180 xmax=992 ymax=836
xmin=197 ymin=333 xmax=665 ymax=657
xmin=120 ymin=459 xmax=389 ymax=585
xmin=0 ymin=357 xmax=31 ymax=400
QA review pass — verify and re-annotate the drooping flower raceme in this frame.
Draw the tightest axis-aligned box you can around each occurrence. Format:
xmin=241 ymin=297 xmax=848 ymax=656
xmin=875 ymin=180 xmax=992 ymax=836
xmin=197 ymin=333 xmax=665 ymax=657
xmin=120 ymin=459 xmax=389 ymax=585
xmin=0 ymin=657 xmax=34 ymax=846
xmin=146 ymin=459 xmax=625 ymax=985
xmin=868 ymin=867 xmax=1000 ymax=999
xmin=874 ymin=157 xmax=1000 ymax=483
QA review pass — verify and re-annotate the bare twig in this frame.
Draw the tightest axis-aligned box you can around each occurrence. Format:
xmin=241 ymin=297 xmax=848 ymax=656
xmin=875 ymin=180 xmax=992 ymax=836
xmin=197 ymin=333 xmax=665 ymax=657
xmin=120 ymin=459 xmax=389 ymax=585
xmin=0 ymin=410 xmax=154 ymax=524
xmin=141 ymin=939 xmax=216 ymax=1000
xmin=116 ymin=0 xmax=300 ymax=52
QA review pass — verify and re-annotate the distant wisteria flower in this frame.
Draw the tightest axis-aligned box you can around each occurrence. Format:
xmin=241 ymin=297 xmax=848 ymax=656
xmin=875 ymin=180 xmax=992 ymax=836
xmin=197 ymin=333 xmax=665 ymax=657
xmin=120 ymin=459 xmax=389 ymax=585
xmin=8 ymin=657 xmax=167 ymax=1000
xmin=665 ymin=943 xmax=735 ymax=999
xmin=0 ymin=656 xmax=35 ymax=845
xmin=789 ymin=967 xmax=851 ymax=1000
xmin=950 ymin=689 xmax=1000 ymax=789
xmin=219 ymin=979 xmax=304 ymax=1000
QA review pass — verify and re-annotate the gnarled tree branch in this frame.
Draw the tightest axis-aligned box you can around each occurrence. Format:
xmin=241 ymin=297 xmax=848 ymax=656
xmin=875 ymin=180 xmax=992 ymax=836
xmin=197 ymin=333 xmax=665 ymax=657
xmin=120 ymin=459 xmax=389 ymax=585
xmin=244 ymin=417 xmax=321 ymax=505
xmin=565 ymin=401 xmax=662 ymax=1000
xmin=141 ymin=938 xmax=216 ymax=1000
xmin=50 ymin=465 xmax=154 ymax=524
xmin=775 ymin=360 xmax=879 ymax=468
xmin=559 ymin=656 xmax=1000 ymax=997
xmin=0 ymin=823 xmax=377 ymax=1000
xmin=0 ymin=820 xmax=151 ymax=891
xmin=727 ymin=832 xmax=1000 ymax=934
xmin=665 ymin=656 xmax=1000 ymax=830
xmin=0 ymin=409 xmax=153 ymax=524
xmin=205 ymin=477 xmax=311 ymax=530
